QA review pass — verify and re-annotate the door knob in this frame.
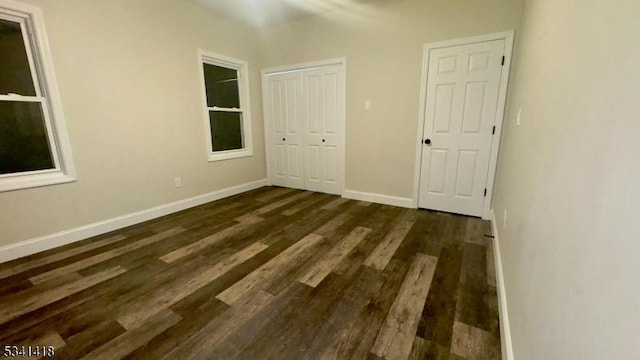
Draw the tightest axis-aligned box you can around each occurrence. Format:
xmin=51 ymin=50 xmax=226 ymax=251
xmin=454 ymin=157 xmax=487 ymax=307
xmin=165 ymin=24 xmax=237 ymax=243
xmin=322 ymin=139 xmax=326 ymax=143
xmin=282 ymin=138 xmax=286 ymax=141
xmin=424 ymin=139 xmax=432 ymax=145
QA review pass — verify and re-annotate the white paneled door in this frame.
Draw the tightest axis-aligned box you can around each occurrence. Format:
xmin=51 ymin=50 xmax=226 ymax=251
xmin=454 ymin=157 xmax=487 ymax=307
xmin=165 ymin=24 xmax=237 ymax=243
xmin=302 ymin=65 xmax=344 ymax=194
xmin=264 ymin=62 xmax=345 ymax=195
xmin=265 ymin=71 xmax=304 ymax=189
xmin=419 ymin=39 xmax=506 ymax=216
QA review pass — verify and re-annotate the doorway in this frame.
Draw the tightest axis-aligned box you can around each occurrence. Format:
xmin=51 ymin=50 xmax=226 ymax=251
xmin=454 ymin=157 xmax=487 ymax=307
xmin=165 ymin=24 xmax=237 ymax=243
xmin=414 ymin=32 xmax=514 ymax=218
xmin=262 ymin=59 xmax=346 ymax=195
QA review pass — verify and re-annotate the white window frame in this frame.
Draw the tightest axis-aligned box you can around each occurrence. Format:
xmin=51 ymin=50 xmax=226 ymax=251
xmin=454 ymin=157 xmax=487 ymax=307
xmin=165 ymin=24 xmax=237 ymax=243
xmin=0 ymin=0 xmax=75 ymax=192
xmin=198 ymin=50 xmax=253 ymax=162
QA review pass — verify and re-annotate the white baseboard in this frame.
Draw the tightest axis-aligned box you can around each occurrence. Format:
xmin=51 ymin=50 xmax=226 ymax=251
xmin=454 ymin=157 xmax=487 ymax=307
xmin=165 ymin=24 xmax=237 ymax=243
xmin=342 ymin=189 xmax=414 ymax=208
xmin=0 ymin=179 xmax=269 ymax=264
xmin=490 ymin=210 xmax=514 ymax=360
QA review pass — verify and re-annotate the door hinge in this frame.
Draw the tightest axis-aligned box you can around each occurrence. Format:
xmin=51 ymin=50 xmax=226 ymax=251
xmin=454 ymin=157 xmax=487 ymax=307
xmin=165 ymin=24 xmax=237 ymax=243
xmin=484 ymin=188 xmax=487 ymax=197
xmin=501 ymin=56 xmax=505 ymax=66
xmin=492 ymin=126 xmax=496 ymax=135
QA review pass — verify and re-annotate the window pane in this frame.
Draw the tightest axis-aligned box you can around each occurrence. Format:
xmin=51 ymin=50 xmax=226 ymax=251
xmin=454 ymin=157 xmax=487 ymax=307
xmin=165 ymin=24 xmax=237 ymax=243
xmin=0 ymin=19 xmax=37 ymax=96
xmin=209 ymin=111 xmax=243 ymax=152
xmin=203 ymin=63 xmax=240 ymax=109
xmin=0 ymin=101 xmax=54 ymax=174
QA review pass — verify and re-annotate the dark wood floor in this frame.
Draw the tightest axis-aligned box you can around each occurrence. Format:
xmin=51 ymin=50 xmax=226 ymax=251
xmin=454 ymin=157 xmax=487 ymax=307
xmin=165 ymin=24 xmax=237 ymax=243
xmin=0 ymin=187 xmax=501 ymax=360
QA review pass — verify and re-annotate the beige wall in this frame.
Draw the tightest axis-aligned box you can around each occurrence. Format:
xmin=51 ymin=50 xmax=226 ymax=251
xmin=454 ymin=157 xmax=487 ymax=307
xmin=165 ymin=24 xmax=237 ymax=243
xmin=258 ymin=0 xmax=524 ymax=198
xmin=493 ymin=0 xmax=640 ymax=358
xmin=0 ymin=0 xmax=267 ymax=246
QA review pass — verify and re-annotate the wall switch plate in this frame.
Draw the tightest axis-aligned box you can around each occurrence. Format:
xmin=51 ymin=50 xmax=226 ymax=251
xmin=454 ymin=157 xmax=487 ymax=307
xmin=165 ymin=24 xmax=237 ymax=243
xmin=364 ymin=100 xmax=372 ymax=110
xmin=174 ymin=177 xmax=182 ymax=188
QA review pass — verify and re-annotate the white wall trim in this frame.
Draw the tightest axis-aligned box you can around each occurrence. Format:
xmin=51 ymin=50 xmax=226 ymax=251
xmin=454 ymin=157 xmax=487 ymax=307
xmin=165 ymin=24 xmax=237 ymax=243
xmin=412 ymin=31 xmax=515 ymax=220
xmin=0 ymin=179 xmax=268 ymax=264
xmin=342 ymin=189 xmax=414 ymax=208
xmin=490 ymin=210 xmax=515 ymax=360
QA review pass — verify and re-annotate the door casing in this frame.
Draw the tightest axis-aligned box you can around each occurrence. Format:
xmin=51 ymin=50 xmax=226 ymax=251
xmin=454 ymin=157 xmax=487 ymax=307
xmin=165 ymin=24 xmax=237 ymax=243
xmin=412 ymin=31 xmax=515 ymax=219
xmin=262 ymin=58 xmax=347 ymax=195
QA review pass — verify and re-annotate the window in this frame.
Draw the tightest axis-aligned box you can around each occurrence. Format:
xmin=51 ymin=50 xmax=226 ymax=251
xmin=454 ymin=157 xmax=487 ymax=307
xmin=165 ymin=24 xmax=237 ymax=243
xmin=199 ymin=50 xmax=253 ymax=161
xmin=0 ymin=0 xmax=74 ymax=191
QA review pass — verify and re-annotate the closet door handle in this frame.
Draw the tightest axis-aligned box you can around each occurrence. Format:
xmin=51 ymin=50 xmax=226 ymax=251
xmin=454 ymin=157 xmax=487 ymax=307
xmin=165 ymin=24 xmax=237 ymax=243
xmin=322 ymin=139 xmax=326 ymax=143
xmin=282 ymin=138 xmax=286 ymax=141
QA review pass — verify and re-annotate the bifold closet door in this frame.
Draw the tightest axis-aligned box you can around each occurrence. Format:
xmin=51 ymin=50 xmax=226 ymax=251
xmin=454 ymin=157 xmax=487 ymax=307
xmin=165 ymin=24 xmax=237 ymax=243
xmin=302 ymin=65 xmax=344 ymax=195
xmin=265 ymin=71 xmax=304 ymax=189
xmin=265 ymin=63 xmax=345 ymax=195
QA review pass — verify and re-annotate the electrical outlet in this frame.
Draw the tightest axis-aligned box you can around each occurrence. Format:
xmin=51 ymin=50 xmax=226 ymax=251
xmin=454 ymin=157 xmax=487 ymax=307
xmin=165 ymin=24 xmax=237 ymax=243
xmin=516 ymin=108 xmax=522 ymax=126
xmin=502 ymin=210 xmax=508 ymax=230
xmin=364 ymin=100 xmax=372 ymax=111
xmin=174 ymin=177 xmax=182 ymax=188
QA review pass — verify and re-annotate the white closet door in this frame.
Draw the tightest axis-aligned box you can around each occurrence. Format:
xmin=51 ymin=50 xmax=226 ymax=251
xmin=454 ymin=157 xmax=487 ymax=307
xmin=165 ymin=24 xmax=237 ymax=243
xmin=418 ymin=39 xmax=505 ymax=216
xmin=265 ymin=72 xmax=304 ymax=189
xmin=302 ymin=65 xmax=344 ymax=195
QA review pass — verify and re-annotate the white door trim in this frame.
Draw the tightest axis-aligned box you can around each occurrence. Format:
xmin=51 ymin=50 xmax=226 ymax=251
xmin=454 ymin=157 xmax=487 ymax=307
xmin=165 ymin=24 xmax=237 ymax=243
xmin=412 ymin=31 xmax=514 ymax=219
xmin=261 ymin=58 xmax=347 ymax=194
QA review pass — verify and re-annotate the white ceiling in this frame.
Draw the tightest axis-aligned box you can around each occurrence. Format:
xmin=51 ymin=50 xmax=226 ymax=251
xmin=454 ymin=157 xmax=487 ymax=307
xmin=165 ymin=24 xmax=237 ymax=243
xmin=195 ymin=0 xmax=390 ymax=28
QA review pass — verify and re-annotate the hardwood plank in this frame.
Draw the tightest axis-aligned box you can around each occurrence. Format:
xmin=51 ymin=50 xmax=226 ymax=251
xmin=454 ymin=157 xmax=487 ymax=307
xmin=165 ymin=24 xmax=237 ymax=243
xmin=0 ymin=266 xmax=126 ymax=324
xmin=0 ymin=278 xmax=32 ymax=297
xmin=232 ymin=271 xmax=357 ymax=360
xmin=261 ymin=201 xmax=379 ymax=296
xmin=486 ymin=239 xmax=497 ymax=288
xmin=282 ymin=192 xmax=331 ymax=216
xmin=82 ymin=309 xmax=182 ymax=360
xmin=163 ymin=290 xmax=275 ymax=360
xmin=203 ymin=282 xmax=313 ymax=360
xmin=241 ymin=190 xmax=313 ymax=218
xmin=371 ymin=253 xmax=438 ymax=360
xmin=450 ymin=321 xmax=501 ymax=360
xmin=416 ymin=246 xmax=463 ymax=347
xmin=235 ymin=200 xmax=358 ymax=295
xmin=0 ymin=234 xmax=127 ymax=280
xmin=302 ymin=266 xmax=385 ymax=360
xmin=365 ymin=210 xmax=418 ymax=270
xmin=312 ymin=205 xmax=359 ymax=237
xmin=29 ymin=228 xmax=184 ymax=284
xmin=1 ymin=328 xmax=66 ymax=353
xmin=408 ymin=336 xmax=428 ymax=360
xmin=320 ymin=196 xmax=350 ymax=210
xmin=216 ymin=233 xmax=323 ymax=305
xmin=255 ymin=186 xmax=296 ymax=202
xmin=159 ymin=220 xmax=259 ymax=263
xmin=456 ymin=242 xmax=490 ymax=331
xmin=408 ymin=337 xmax=452 ymax=360
xmin=124 ymin=298 xmax=230 ymax=359
xmin=54 ymin=320 xmax=125 ymax=359
xmin=299 ymin=226 xmax=372 ymax=287
xmin=331 ymin=204 xmax=402 ymax=277
xmin=318 ymin=259 xmax=410 ymax=360
xmin=117 ymin=241 xmax=268 ymax=329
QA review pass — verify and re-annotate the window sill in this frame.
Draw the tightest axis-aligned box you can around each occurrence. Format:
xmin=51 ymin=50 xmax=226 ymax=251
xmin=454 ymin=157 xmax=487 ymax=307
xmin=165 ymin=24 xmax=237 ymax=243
xmin=207 ymin=149 xmax=253 ymax=162
xmin=0 ymin=171 xmax=76 ymax=192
